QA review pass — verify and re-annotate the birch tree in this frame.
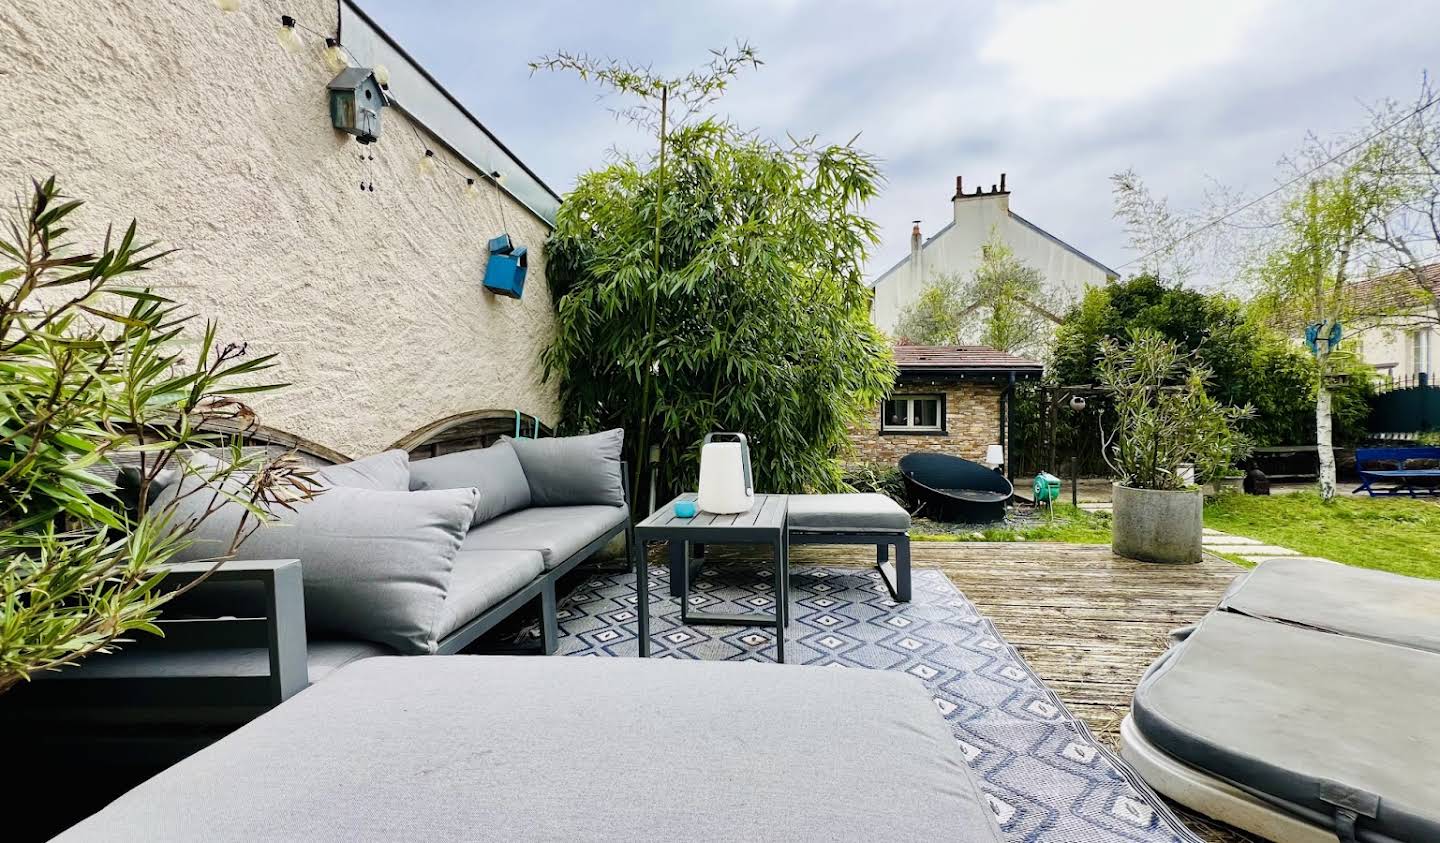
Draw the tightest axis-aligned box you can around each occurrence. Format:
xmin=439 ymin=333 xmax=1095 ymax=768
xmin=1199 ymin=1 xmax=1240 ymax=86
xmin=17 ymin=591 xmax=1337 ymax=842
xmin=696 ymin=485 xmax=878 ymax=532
xmin=1252 ymin=163 xmax=1395 ymax=498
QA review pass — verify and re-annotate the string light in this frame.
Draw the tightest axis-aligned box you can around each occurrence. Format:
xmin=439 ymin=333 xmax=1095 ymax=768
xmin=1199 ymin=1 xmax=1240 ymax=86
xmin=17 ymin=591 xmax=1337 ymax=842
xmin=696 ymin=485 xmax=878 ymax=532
xmin=235 ymin=8 xmax=516 ymax=206
xmin=323 ymin=38 xmax=348 ymax=73
xmin=276 ymin=15 xmax=303 ymax=53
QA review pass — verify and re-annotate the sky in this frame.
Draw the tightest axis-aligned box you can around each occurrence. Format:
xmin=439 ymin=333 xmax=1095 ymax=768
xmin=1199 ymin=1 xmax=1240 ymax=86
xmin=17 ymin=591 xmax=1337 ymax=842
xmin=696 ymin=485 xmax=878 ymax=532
xmin=359 ymin=0 xmax=1438 ymax=285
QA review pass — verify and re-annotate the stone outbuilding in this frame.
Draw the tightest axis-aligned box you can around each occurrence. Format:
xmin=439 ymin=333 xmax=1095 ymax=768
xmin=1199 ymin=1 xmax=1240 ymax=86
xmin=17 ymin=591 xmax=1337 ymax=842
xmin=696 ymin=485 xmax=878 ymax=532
xmin=848 ymin=345 xmax=1043 ymax=468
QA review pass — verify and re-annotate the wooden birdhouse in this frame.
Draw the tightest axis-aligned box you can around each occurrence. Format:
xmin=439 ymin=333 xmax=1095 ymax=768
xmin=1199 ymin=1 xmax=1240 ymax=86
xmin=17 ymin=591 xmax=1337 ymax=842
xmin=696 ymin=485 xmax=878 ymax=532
xmin=327 ymin=68 xmax=387 ymax=144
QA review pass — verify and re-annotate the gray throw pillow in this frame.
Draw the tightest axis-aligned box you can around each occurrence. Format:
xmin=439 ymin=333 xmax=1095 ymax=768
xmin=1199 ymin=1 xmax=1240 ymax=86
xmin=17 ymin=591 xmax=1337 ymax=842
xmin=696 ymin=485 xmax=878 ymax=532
xmin=313 ymin=450 xmax=411 ymax=492
xmin=507 ymin=429 xmax=625 ymax=507
xmin=408 ymin=441 xmax=532 ymax=527
xmin=156 ymin=453 xmax=478 ymax=654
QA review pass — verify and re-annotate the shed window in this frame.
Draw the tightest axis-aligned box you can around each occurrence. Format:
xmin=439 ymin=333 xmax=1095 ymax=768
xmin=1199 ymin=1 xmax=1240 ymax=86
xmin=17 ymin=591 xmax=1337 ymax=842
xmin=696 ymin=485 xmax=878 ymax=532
xmin=882 ymin=395 xmax=944 ymax=432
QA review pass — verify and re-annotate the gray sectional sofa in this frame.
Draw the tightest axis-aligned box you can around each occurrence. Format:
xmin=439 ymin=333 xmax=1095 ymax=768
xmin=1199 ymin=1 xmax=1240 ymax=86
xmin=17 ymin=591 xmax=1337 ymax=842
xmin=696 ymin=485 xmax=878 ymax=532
xmin=17 ymin=430 xmax=634 ymax=724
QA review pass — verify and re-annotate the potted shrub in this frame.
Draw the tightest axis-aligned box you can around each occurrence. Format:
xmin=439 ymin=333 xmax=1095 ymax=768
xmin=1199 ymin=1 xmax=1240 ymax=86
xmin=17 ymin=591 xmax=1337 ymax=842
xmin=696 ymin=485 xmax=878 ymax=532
xmin=1098 ymin=330 xmax=1253 ymax=564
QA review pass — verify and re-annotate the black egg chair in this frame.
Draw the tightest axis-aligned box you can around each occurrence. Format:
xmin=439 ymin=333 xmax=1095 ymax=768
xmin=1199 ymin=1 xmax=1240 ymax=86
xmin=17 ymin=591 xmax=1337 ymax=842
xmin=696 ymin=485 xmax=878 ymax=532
xmin=899 ymin=452 xmax=1013 ymax=523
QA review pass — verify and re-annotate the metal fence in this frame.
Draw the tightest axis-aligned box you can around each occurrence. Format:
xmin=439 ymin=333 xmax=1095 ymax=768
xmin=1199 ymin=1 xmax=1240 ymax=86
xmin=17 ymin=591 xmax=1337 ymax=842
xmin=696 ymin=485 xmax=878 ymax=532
xmin=1368 ymin=372 xmax=1439 ymax=433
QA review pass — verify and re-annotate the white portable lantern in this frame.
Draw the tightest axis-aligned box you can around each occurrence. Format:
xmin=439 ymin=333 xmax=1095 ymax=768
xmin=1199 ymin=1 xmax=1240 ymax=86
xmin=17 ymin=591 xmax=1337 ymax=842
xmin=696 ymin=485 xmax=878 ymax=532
xmin=697 ymin=432 xmax=754 ymax=514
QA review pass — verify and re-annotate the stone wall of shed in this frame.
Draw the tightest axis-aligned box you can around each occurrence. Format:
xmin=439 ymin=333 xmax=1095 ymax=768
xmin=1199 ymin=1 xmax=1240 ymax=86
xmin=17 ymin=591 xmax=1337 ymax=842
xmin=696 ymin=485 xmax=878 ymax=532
xmin=847 ymin=381 xmax=1005 ymax=466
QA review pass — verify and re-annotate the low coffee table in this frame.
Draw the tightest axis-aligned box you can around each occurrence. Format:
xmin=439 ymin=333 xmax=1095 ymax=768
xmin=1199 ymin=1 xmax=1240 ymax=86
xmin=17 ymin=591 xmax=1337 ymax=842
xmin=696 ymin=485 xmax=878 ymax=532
xmin=633 ymin=494 xmax=789 ymax=662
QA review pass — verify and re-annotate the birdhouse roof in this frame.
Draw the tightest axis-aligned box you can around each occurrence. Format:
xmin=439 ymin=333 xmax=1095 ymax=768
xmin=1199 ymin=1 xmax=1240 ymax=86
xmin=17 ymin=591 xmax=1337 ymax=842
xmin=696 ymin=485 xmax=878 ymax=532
xmin=328 ymin=67 xmax=380 ymax=91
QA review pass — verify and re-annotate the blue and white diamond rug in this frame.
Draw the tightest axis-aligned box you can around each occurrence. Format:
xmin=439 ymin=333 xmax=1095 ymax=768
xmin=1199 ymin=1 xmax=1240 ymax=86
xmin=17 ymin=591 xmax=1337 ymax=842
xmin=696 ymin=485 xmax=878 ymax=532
xmin=554 ymin=564 xmax=1202 ymax=843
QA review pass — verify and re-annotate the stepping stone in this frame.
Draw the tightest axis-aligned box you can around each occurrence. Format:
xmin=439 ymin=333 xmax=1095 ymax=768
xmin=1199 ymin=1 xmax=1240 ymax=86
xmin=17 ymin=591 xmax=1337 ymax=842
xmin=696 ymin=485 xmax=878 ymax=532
xmin=1202 ymin=535 xmax=1260 ymax=545
xmin=1240 ymin=554 xmax=1336 ymax=567
xmin=1202 ymin=528 xmax=1226 ymax=535
xmin=1207 ymin=543 xmax=1297 ymax=556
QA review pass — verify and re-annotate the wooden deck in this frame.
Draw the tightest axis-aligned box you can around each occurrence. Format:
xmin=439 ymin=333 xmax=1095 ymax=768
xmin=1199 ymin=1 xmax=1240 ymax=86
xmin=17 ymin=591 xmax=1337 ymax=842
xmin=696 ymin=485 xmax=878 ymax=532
xmin=785 ymin=540 xmax=1253 ymax=843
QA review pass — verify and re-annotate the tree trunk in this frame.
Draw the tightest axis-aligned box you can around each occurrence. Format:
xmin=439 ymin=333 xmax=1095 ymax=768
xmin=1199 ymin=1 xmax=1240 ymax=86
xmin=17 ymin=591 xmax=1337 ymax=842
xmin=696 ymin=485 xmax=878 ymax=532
xmin=1316 ymin=381 xmax=1335 ymax=500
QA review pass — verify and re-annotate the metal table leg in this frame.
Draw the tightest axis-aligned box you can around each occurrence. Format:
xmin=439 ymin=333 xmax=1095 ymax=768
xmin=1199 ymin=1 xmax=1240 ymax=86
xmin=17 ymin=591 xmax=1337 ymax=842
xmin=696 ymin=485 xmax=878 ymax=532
xmin=636 ymin=539 xmax=650 ymax=657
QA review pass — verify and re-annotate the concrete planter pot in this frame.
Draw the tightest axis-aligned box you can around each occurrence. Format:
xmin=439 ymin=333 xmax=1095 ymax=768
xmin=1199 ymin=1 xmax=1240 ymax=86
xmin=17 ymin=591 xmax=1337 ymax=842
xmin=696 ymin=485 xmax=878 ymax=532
xmin=1111 ymin=482 xmax=1203 ymax=564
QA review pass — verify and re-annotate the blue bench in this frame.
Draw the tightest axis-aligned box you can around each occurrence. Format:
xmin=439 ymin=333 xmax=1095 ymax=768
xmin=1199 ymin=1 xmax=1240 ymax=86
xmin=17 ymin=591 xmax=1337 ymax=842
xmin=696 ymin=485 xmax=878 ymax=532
xmin=1354 ymin=447 xmax=1440 ymax=496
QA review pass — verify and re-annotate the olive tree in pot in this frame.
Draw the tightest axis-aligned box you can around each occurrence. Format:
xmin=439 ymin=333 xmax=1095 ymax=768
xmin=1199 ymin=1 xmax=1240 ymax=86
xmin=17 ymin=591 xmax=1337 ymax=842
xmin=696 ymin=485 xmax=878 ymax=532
xmin=1098 ymin=330 xmax=1253 ymax=564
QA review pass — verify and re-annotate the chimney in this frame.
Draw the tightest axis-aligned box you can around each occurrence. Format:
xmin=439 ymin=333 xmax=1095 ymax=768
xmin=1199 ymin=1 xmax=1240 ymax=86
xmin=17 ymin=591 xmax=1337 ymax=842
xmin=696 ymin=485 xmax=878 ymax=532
xmin=952 ymin=173 xmax=1012 ymax=219
xmin=909 ymin=220 xmax=924 ymax=291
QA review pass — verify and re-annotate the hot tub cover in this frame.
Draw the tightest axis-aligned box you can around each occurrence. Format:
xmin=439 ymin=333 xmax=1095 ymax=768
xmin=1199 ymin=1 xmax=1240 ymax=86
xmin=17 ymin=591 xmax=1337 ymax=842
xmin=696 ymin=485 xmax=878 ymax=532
xmin=1132 ymin=610 xmax=1440 ymax=842
xmin=56 ymin=655 xmax=1003 ymax=842
xmin=1219 ymin=556 xmax=1440 ymax=653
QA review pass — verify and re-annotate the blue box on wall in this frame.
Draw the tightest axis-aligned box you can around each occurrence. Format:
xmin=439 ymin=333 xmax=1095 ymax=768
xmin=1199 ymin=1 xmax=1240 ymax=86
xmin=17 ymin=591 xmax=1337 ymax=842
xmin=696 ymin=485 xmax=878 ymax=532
xmin=483 ymin=233 xmax=527 ymax=299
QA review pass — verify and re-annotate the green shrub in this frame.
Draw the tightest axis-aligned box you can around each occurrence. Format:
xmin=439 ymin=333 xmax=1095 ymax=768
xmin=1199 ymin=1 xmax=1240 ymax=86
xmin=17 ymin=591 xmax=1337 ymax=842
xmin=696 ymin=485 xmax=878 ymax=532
xmin=0 ymin=178 xmax=309 ymax=695
xmin=841 ymin=462 xmax=906 ymax=505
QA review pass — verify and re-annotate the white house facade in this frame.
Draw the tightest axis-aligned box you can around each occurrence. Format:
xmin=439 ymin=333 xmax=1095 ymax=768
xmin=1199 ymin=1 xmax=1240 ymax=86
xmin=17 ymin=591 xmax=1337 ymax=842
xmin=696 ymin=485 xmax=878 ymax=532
xmin=1345 ymin=263 xmax=1439 ymax=384
xmin=869 ymin=174 xmax=1118 ymax=335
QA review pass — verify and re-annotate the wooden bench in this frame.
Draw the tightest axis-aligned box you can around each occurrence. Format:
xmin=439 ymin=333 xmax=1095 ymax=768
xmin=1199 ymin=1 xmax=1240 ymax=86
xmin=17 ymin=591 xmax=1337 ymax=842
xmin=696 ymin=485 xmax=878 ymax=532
xmin=1354 ymin=446 xmax=1440 ymax=497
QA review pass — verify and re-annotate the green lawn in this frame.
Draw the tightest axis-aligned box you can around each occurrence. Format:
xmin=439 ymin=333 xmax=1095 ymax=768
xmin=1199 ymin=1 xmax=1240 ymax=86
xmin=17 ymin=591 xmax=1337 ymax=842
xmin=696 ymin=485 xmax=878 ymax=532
xmin=1203 ymin=492 xmax=1440 ymax=580
xmin=913 ymin=505 xmax=1111 ymax=544
xmin=913 ymin=492 xmax=1440 ymax=581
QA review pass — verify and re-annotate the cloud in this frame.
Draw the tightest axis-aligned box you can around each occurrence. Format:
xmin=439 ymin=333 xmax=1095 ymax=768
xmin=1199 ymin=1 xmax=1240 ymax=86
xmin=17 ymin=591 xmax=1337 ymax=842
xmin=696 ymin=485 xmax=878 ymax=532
xmin=360 ymin=0 xmax=1438 ymax=287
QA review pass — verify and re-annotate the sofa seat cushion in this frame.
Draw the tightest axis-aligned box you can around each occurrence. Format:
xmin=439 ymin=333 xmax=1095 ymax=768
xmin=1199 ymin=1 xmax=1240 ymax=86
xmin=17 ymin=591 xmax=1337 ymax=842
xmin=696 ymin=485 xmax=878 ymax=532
xmin=461 ymin=505 xmax=627 ymax=570
xmin=434 ymin=550 xmax=545 ymax=641
xmin=787 ymin=493 xmax=910 ymax=533
xmin=56 ymin=656 xmax=1002 ymax=843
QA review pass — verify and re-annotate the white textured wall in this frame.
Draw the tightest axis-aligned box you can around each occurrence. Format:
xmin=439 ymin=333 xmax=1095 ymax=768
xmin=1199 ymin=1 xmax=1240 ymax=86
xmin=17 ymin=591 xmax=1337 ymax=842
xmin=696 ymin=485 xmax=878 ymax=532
xmin=2 ymin=0 xmax=558 ymax=456
xmin=1350 ymin=317 xmax=1436 ymax=381
xmin=871 ymin=191 xmax=1113 ymax=335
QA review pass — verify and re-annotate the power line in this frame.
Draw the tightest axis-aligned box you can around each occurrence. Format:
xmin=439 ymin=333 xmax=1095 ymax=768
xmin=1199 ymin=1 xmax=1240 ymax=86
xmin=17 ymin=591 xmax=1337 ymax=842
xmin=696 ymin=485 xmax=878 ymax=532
xmin=1116 ymin=92 xmax=1440 ymax=272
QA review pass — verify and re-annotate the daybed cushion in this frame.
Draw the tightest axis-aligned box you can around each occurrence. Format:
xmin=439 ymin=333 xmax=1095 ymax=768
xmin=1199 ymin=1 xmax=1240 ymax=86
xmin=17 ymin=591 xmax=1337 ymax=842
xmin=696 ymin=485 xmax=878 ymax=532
xmin=1132 ymin=610 xmax=1440 ymax=841
xmin=1218 ymin=556 xmax=1440 ymax=653
xmin=408 ymin=441 xmax=533 ymax=526
xmin=461 ymin=504 xmax=628 ymax=570
xmin=57 ymin=656 xmax=1003 ymax=843
xmin=156 ymin=454 xmax=478 ymax=654
xmin=787 ymin=493 xmax=911 ymax=533
xmin=508 ymin=428 xmax=625 ymax=507
xmin=434 ymin=549 xmax=545 ymax=641
xmin=313 ymin=450 xmax=411 ymax=492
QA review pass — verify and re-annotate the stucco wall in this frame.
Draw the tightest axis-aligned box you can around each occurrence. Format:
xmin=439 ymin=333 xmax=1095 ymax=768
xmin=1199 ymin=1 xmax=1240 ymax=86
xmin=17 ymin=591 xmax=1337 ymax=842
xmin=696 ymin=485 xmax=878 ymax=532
xmin=847 ymin=381 xmax=1004 ymax=465
xmin=2 ymin=0 xmax=558 ymax=456
xmin=870 ymin=190 xmax=1114 ymax=336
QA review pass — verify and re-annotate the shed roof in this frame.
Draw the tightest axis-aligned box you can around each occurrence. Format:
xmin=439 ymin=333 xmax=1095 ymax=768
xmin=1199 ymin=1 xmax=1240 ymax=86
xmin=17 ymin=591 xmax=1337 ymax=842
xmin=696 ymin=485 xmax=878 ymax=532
xmin=893 ymin=345 xmax=1043 ymax=377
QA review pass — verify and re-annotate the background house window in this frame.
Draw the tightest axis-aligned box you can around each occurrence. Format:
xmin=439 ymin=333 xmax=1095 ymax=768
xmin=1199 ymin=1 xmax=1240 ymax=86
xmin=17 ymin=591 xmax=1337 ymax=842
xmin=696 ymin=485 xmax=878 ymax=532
xmin=1410 ymin=329 xmax=1431 ymax=377
xmin=882 ymin=395 xmax=944 ymax=432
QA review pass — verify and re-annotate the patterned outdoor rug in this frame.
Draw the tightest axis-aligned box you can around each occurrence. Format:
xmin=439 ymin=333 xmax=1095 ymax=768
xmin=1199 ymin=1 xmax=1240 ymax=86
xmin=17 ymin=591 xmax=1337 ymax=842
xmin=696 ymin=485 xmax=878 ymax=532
xmin=553 ymin=564 xmax=1202 ymax=843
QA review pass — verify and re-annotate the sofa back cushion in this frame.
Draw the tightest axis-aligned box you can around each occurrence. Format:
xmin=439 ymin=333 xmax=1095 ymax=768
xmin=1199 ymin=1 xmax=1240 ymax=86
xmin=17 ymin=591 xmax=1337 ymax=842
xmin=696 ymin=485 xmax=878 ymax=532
xmin=313 ymin=450 xmax=411 ymax=491
xmin=156 ymin=453 xmax=477 ymax=654
xmin=408 ymin=441 xmax=531 ymax=527
xmin=508 ymin=429 xmax=625 ymax=507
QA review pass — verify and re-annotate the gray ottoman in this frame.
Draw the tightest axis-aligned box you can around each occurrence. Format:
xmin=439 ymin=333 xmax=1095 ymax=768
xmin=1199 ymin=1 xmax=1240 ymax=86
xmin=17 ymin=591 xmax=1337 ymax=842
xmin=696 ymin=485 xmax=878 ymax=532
xmin=787 ymin=493 xmax=912 ymax=601
xmin=57 ymin=656 xmax=1002 ymax=842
